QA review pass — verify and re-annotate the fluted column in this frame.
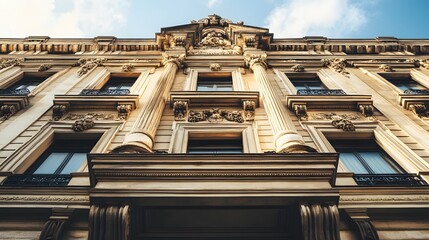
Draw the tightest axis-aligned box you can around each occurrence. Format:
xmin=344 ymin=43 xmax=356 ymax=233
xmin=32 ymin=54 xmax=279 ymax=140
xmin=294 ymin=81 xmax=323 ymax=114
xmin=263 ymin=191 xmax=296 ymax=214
xmin=245 ymin=53 xmax=315 ymax=153
xmin=113 ymin=53 xmax=185 ymax=153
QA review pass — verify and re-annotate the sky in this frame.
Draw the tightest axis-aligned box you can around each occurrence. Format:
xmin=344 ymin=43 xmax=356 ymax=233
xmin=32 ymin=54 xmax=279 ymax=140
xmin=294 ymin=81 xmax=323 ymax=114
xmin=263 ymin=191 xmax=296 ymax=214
xmin=0 ymin=0 xmax=428 ymax=39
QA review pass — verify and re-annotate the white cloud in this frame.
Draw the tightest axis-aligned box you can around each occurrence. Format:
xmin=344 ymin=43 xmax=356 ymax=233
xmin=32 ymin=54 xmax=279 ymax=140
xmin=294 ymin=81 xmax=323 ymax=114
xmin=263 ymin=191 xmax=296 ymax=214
xmin=208 ymin=0 xmax=222 ymax=8
xmin=265 ymin=0 xmax=367 ymax=38
xmin=0 ymin=0 xmax=130 ymax=38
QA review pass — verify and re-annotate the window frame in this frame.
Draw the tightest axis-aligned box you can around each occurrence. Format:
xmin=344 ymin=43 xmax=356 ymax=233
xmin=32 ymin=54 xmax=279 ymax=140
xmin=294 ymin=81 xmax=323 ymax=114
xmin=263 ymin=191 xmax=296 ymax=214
xmin=186 ymin=132 xmax=244 ymax=154
xmin=184 ymin=68 xmax=246 ymax=91
xmin=168 ymin=122 xmax=260 ymax=153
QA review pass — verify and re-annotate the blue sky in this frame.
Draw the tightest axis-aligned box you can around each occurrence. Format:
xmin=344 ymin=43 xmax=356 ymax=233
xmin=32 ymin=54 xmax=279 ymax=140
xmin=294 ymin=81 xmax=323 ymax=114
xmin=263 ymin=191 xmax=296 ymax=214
xmin=1 ymin=0 xmax=428 ymax=39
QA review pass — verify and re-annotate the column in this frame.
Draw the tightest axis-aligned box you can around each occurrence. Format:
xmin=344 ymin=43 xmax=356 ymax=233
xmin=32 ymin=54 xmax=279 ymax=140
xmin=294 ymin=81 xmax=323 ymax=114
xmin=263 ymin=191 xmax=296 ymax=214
xmin=113 ymin=53 xmax=185 ymax=153
xmin=244 ymin=53 xmax=315 ymax=153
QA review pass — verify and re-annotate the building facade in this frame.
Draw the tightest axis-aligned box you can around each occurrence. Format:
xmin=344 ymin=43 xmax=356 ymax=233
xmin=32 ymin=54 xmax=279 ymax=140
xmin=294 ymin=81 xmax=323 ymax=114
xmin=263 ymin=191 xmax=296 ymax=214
xmin=1 ymin=14 xmax=429 ymax=239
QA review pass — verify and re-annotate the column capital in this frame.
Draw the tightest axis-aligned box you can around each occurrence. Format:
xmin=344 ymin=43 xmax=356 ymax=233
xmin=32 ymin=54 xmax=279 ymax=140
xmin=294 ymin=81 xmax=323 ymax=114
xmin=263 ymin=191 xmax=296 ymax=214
xmin=244 ymin=53 xmax=267 ymax=70
xmin=162 ymin=53 xmax=186 ymax=68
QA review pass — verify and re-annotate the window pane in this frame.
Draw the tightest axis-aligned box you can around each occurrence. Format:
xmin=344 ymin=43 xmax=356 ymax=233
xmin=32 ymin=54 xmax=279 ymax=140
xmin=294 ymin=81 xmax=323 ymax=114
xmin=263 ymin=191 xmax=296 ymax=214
xmin=33 ymin=153 xmax=68 ymax=174
xmin=339 ymin=153 xmax=369 ymax=174
xmin=60 ymin=153 xmax=87 ymax=174
xmin=359 ymin=152 xmax=399 ymax=174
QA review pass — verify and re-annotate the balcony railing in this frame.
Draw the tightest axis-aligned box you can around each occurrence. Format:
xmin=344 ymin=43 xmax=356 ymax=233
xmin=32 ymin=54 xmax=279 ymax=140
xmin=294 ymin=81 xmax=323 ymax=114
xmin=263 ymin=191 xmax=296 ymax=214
xmin=403 ymin=89 xmax=429 ymax=95
xmin=80 ymin=89 xmax=130 ymax=95
xmin=297 ymin=89 xmax=347 ymax=96
xmin=353 ymin=174 xmax=427 ymax=186
xmin=0 ymin=88 xmax=30 ymax=96
xmin=3 ymin=174 xmax=71 ymax=186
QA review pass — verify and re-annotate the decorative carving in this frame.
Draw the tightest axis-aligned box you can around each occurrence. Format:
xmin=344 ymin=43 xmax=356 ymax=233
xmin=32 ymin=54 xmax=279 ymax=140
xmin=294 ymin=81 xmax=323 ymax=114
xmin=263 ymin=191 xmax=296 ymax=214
xmin=359 ymin=104 xmax=374 ymax=117
xmin=297 ymin=89 xmax=347 ymax=95
xmin=210 ymin=63 xmax=222 ymax=71
xmin=332 ymin=116 xmax=355 ymax=131
xmin=188 ymin=108 xmax=245 ymax=123
xmin=291 ymin=64 xmax=305 ymax=72
xmin=38 ymin=64 xmax=52 ymax=72
xmin=378 ymin=64 xmax=393 ymax=72
xmin=420 ymin=59 xmax=429 ymax=69
xmin=409 ymin=104 xmax=428 ymax=118
xmin=173 ymin=101 xmax=188 ymax=121
xmin=354 ymin=220 xmax=379 ymax=240
xmin=244 ymin=53 xmax=268 ymax=70
xmin=322 ymin=58 xmax=352 ymax=76
xmin=199 ymin=31 xmax=232 ymax=48
xmin=243 ymin=100 xmax=255 ymax=121
xmin=294 ymin=104 xmax=308 ymax=120
xmin=187 ymin=45 xmax=242 ymax=55
xmin=77 ymin=58 xmax=106 ymax=76
xmin=72 ymin=115 xmax=95 ymax=132
xmin=0 ymin=105 xmax=17 ymax=121
xmin=0 ymin=58 xmax=24 ymax=69
xmin=117 ymin=104 xmax=132 ymax=120
xmin=161 ymin=53 xmax=185 ymax=68
xmin=64 ymin=112 xmax=117 ymax=121
xmin=52 ymin=104 xmax=68 ymax=121
xmin=300 ymin=204 xmax=340 ymax=240
xmin=309 ymin=112 xmax=363 ymax=121
xmin=39 ymin=209 xmax=74 ymax=240
xmin=121 ymin=63 xmax=134 ymax=72
xmin=89 ymin=205 xmax=130 ymax=240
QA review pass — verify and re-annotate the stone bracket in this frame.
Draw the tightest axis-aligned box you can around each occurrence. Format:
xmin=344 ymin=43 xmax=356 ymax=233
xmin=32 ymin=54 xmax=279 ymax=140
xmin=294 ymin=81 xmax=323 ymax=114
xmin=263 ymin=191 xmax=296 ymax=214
xmin=89 ymin=205 xmax=130 ymax=240
xmin=345 ymin=209 xmax=379 ymax=240
xmin=408 ymin=103 xmax=428 ymax=118
xmin=243 ymin=100 xmax=256 ymax=121
xmin=117 ymin=104 xmax=133 ymax=120
xmin=358 ymin=104 xmax=375 ymax=118
xmin=39 ymin=208 xmax=74 ymax=240
xmin=173 ymin=100 xmax=188 ymax=121
xmin=0 ymin=104 xmax=17 ymax=122
xmin=52 ymin=104 xmax=69 ymax=121
xmin=293 ymin=104 xmax=308 ymax=121
xmin=300 ymin=203 xmax=340 ymax=240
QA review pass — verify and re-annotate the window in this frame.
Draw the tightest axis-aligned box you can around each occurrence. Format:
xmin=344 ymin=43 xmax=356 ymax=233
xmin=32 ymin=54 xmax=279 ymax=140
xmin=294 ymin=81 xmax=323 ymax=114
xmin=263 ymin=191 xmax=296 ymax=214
xmin=197 ymin=73 xmax=233 ymax=91
xmin=379 ymin=73 xmax=428 ymax=92
xmin=287 ymin=74 xmax=327 ymax=91
xmin=101 ymin=76 xmax=138 ymax=92
xmin=187 ymin=133 xmax=243 ymax=154
xmin=329 ymin=139 xmax=402 ymax=174
xmin=2 ymin=74 xmax=52 ymax=95
xmin=27 ymin=139 xmax=99 ymax=175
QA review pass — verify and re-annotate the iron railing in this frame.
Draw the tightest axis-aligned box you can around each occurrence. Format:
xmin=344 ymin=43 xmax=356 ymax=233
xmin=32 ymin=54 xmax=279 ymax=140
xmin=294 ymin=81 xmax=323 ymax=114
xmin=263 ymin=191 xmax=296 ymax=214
xmin=353 ymin=174 xmax=427 ymax=186
xmin=297 ymin=89 xmax=347 ymax=96
xmin=3 ymin=174 xmax=71 ymax=186
xmin=0 ymin=88 xmax=30 ymax=96
xmin=403 ymin=89 xmax=429 ymax=95
xmin=80 ymin=89 xmax=130 ymax=95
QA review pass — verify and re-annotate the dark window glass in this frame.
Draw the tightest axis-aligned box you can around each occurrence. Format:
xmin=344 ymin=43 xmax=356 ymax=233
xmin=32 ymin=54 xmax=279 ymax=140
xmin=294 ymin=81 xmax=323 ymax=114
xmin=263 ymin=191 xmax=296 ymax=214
xmin=187 ymin=138 xmax=243 ymax=154
xmin=8 ymin=76 xmax=47 ymax=92
xmin=287 ymin=75 xmax=327 ymax=91
xmin=329 ymin=139 xmax=403 ymax=174
xmin=28 ymin=139 xmax=99 ymax=175
xmin=101 ymin=76 xmax=138 ymax=91
xmin=380 ymin=74 xmax=427 ymax=92
xmin=197 ymin=75 xmax=233 ymax=91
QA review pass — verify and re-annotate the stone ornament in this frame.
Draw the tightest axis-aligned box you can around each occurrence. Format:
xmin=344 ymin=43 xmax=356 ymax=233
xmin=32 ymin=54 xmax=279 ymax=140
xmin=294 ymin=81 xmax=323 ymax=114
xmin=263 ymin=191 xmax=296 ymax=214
xmin=0 ymin=105 xmax=17 ymax=121
xmin=244 ymin=53 xmax=268 ymax=70
xmin=0 ymin=58 xmax=24 ymax=69
xmin=89 ymin=205 xmax=130 ymax=240
xmin=188 ymin=108 xmax=245 ymax=123
xmin=378 ymin=64 xmax=393 ymax=72
xmin=291 ymin=64 xmax=305 ymax=72
xmin=121 ymin=63 xmax=134 ymax=72
xmin=331 ymin=116 xmax=355 ymax=131
xmin=243 ymin=100 xmax=256 ymax=121
xmin=309 ymin=112 xmax=363 ymax=121
xmin=300 ymin=204 xmax=340 ymax=240
xmin=409 ymin=104 xmax=428 ymax=118
xmin=117 ymin=104 xmax=132 ymax=120
xmin=210 ymin=63 xmax=222 ymax=71
xmin=173 ymin=101 xmax=188 ymax=121
xmin=420 ymin=59 xmax=429 ymax=69
xmin=161 ymin=53 xmax=186 ymax=68
xmin=77 ymin=58 xmax=106 ymax=76
xmin=359 ymin=104 xmax=375 ymax=118
xmin=322 ymin=58 xmax=352 ymax=76
xmin=294 ymin=104 xmax=308 ymax=120
xmin=38 ymin=64 xmax=52 ymax=72
xmin=72 ymin=115 xmax=95 ymax=132
xmin=52 ymin=104 xmax=68 ymax=121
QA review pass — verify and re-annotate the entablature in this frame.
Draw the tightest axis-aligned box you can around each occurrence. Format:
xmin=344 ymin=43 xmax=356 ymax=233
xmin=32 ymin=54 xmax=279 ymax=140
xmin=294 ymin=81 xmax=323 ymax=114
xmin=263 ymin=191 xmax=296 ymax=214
xmin=170 ymin=91 xmax=259 ymax=108
xmin=53 ymin=94 xmax=139 ymax=111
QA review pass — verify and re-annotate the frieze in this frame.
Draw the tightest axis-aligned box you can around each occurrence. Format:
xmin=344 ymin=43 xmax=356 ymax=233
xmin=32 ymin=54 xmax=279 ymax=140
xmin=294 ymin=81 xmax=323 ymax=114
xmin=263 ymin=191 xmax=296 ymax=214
xmin=188 ymin=108 xmax=245 ymax=123
xmin=63 ymin=112 xmax=118 ymax=121
xmin=308 ymin=112 xmax=364 ymax=121
xmin=0 ymin=58 xmax=24 ymax=69
xmin=322 ymin=58 xmax=353 ymax=76
xmin=187 ymin=46 xmax=242 ymax=55
xmin=38 ymin=64 xmax=52 ymax=72
xmin=77 ymin=58 xmax=106 ymax=76
xmin=72 ymin=115 xmax=95 ymax=132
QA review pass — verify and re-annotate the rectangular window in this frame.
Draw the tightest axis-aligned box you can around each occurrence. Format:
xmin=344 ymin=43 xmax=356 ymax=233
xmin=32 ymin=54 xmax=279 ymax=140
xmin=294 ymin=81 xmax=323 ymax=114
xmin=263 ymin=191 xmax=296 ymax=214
xmin=187 ymin=133 xmax=243 ymax=154
xmin=329 ymin=139 xmax=402 ymax=174
xmin=197 ymin=74 xmax=233 ymax=91
xmin=6 ymin=74 xmax=52 ymax=94
xmin=379 ymin=73 xmax=428 ymax=92
xmin=286 ymin=74 xmax=327 ymax=91
xmin=27 ymin=139 xmax=99 ymax=175
xmin=101 ymin=76 xmax=138 ymax=92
